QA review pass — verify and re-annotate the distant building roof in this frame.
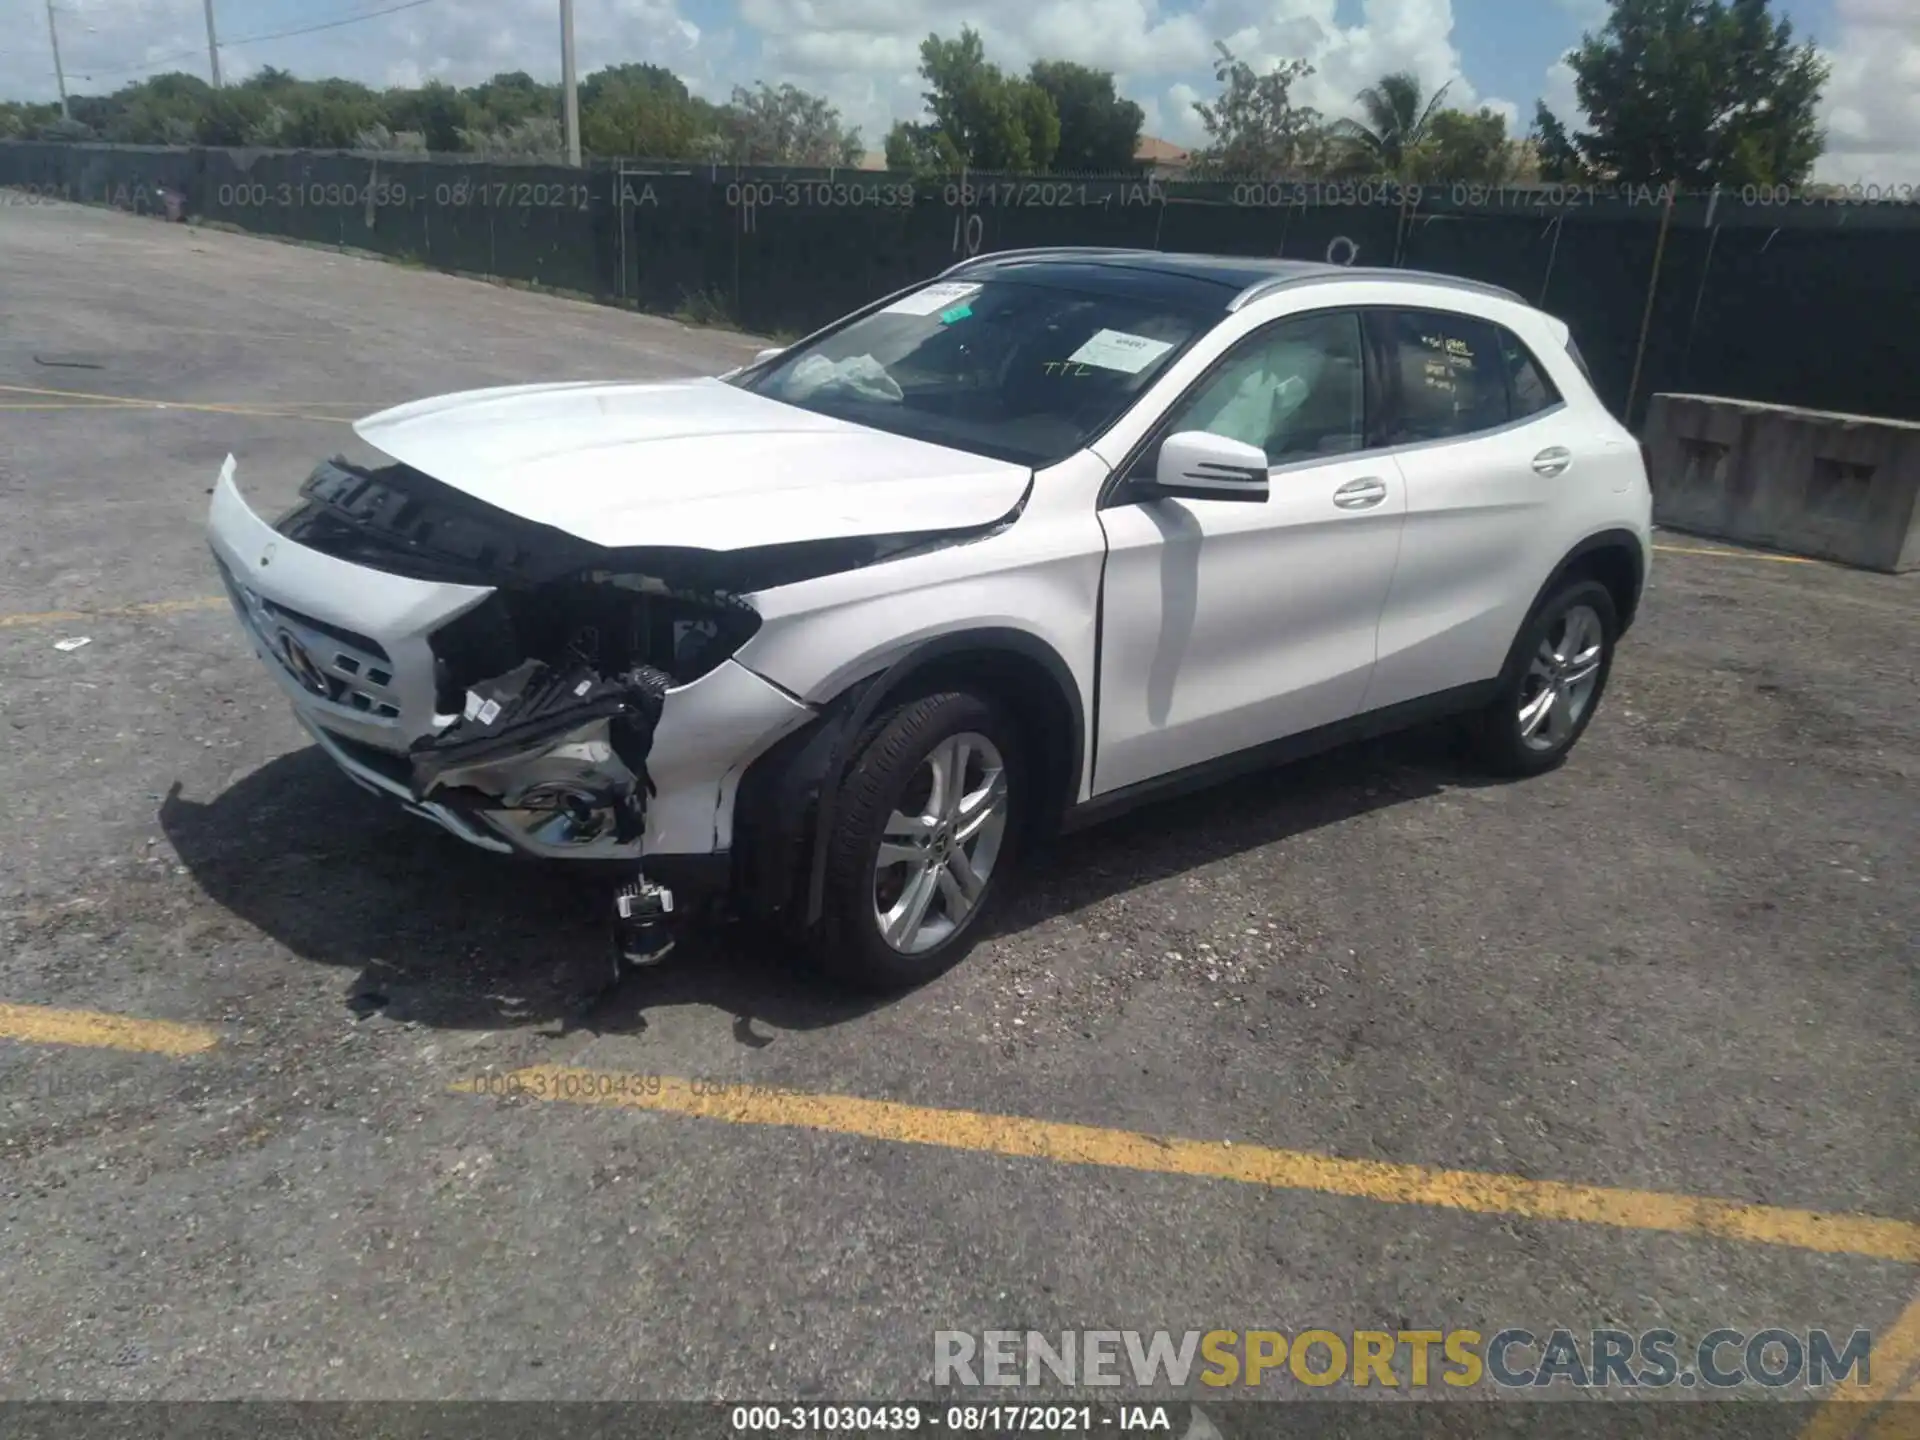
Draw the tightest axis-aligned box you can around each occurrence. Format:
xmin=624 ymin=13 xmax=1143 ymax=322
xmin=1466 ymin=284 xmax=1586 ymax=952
xmin=1135 ymin=135 xmax=1191 ymax=165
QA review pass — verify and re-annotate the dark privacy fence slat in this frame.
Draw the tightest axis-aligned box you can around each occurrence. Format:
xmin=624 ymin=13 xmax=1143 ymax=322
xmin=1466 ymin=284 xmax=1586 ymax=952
xmin=5 ymin=142 xmax=1917 ymax=425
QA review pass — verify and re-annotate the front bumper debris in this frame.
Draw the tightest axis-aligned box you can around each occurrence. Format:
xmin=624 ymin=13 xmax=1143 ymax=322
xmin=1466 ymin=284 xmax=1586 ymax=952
xmin=207 ymin=457 xmax=815 ymax=864
xmin=407 ymin=657 xmax=671 ymax=851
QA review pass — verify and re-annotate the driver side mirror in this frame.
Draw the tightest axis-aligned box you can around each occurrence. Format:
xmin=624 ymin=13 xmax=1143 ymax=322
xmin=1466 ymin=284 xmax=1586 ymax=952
xmin=1144 ymin=431 xmax=1271 ymax=503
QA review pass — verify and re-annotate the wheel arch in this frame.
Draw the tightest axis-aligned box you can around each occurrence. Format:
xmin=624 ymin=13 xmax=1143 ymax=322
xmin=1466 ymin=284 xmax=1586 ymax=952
xmin=1556 ymin=528 xmax=1648 ymax=634
xmin=731 ymin=627 xmax=1087 ymax=932
xmin=1494 ymin=528 xmax=1646 ymax=691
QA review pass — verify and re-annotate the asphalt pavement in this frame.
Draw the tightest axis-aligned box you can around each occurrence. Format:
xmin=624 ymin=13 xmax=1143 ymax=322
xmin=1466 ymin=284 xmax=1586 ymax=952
xmin=0 ymin=197 xmax=1914 ymax=1417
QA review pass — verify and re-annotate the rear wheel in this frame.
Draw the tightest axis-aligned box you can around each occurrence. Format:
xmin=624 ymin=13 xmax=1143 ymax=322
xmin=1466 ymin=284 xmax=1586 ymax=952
xmin=1470 ymin=578 xmax=1618 ymax=776
xmin=815 ymin=691 xmax=1023 ymax=992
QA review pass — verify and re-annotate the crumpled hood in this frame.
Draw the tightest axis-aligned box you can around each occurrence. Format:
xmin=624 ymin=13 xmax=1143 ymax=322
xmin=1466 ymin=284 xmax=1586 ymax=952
xmin=353 ymin=377 xmax=1032 ymax=550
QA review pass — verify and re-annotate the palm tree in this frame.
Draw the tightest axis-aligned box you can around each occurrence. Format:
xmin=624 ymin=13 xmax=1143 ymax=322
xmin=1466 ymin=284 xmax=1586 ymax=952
xmin=1326 ymin=71 xmax=1451 ymax=177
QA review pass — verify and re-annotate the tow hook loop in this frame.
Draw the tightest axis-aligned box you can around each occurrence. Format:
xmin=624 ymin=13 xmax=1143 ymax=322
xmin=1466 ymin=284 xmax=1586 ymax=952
xmin=614 ymin=876 xmax=677 ymax=968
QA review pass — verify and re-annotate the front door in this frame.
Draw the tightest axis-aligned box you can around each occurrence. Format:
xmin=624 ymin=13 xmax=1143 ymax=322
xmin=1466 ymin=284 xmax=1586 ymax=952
xmin=1092 ymin=308 xmax=1407 ymax=796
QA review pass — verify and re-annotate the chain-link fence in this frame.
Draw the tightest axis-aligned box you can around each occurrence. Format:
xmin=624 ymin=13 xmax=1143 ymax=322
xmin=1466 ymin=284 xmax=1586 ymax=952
xmin=5 ymin=141 xmax=1916 ymax=426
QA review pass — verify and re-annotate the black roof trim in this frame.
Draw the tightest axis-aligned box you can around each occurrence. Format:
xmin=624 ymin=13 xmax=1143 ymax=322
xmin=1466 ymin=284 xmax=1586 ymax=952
xmin=937 ymin=247 xmax=1528 ymax=310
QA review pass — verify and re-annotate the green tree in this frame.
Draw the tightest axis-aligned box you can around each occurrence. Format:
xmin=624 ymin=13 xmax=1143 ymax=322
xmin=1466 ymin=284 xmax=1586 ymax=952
xmin=381 ymin=80 xmax=473 ymax=153
xmin=721 ymin=82 xmax=862 ymax=165
xmin=579 ymin=79 xmax=705 ymax=158
xmin=355 ymin=121 xmax=429 ymax=153
xmin=247 ymin=66 xmax=300 ymax=98
xmin=195 ymin=88 xmax=273 ymax=146
xmin=1326 ymin=71 xmax=1451 ymax=177
xmin=579 ymin=63 xmax=690 ymax=112
xmin=1027 ymin=60 xmax=1143 ymax=172
xmin=97 ymin=73 xmax=213 ymax=144
xmin=458 ymin=116 xmax=562 ymax=158
xmin=1409 ymin=106 xmax=1520 ymax=183
xmin=463 ymin=71 xmax=555 ymax=130
xmin=1533 ymin=0 xmax=1828 ymax=186
xmin=1190 ymin=42 xmax=1322 ymax=177
xmin=910 ymin=28 xmax=1060 ymax=172
xmin=883 ymin=120 xmax=963 ymax=176
xmin=2 ymin=101 xmax=63 ymax=138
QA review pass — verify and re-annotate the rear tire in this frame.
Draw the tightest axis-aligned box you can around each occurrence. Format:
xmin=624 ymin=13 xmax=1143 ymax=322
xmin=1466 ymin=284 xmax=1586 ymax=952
xmin=1469 ymin=578 xmax=1618 ymax=777
xmin=814 ymin=690 xmax=1024 ymax=993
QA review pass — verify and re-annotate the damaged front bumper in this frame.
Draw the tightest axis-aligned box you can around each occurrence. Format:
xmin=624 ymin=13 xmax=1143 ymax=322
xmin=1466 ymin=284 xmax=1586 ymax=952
xmin=207 ymin=457 xmax=814 ymax=865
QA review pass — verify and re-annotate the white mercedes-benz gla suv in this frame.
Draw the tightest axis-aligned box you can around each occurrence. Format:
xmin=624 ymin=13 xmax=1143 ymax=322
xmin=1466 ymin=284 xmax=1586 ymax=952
xmin=207 ymin=247 xmax=1652 ymax=990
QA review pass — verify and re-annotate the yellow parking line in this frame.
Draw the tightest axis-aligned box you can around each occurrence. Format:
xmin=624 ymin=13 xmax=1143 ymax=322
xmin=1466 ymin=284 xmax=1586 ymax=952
xmin=0 ymin=382 xmax=355 ymax=423
xmin=456 ymin=1068 xmax=1920 ymax=1264
xmin=0 ymin=596 xmax=226 ymax=630
xmin=1653 ymin=542 xmax=1817 ymax=565
xmin=0 ymin=1002 xmax=219 ymax=1056
xmin=1801 ymin=1288 xmax=1920 ymax=1439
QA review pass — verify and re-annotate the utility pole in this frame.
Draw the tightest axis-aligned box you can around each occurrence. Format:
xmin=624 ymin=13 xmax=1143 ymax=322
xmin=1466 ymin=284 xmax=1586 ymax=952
xmin=202 ymin=0 xmax=223 ymax=86
xmin=44 ymin=0 xmax=70 ymax=119
xmin=559 ymin=0 xmax=581 ymax=167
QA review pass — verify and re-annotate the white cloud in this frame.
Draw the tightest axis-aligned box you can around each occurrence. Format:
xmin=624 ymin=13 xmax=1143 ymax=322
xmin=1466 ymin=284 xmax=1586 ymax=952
xmin=1161 ymin=81 xmax=1206 ymax=144
xmin=1814 ymin=0 xmax=1920 ymax=183
xmin=1538 ymin=54 xmax=1579 ymax=128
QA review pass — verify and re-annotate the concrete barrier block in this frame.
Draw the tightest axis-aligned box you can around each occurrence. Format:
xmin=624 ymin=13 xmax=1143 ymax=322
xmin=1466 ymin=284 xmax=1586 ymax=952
xmin=1644 ymin=393 xmax=1920 ymax=573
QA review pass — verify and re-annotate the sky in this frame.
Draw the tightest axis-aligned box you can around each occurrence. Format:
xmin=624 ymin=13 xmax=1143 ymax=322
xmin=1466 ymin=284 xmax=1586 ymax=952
xmin=3 ymin=0 xmax=1915 ymax=182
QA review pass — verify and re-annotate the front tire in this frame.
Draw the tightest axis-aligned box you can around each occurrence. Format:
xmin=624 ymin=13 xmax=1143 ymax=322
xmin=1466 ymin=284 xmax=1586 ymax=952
xmin=815 ymin=691 xmax=1024 ymax=992
xmin=1470 ymin=578 xmax=1618 ymax=777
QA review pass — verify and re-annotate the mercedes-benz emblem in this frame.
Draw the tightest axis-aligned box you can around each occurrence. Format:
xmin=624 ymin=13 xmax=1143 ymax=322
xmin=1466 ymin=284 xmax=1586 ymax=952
xmin=277 ymin=630 xmax=331 ymax=698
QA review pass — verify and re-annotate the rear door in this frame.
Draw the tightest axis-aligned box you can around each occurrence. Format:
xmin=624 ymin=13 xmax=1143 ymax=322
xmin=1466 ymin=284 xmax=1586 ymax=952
xmin=1360 ymin=307 xmax=1587 ymax=713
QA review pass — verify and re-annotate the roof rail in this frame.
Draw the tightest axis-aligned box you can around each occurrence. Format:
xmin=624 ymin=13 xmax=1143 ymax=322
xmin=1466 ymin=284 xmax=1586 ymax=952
xmin=937 ymin=246 xmax=1164 ymax=279
xmin=1228 ymin=265 xmax=1529 ymax=312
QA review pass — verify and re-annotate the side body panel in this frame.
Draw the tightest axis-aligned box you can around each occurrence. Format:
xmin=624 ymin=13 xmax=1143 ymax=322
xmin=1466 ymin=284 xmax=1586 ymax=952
xmin=730 ymin=448 xmax=1113 ymax=808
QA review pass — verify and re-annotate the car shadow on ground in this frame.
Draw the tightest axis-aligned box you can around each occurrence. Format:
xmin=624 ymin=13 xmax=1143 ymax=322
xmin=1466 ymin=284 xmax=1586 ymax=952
xmin=159 ymin=723 xmax=1508 ymax=1039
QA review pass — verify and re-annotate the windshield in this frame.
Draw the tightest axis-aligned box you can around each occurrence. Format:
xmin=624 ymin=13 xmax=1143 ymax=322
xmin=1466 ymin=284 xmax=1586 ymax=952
xmin=733 ymin=276 xmax=1214 ymax=467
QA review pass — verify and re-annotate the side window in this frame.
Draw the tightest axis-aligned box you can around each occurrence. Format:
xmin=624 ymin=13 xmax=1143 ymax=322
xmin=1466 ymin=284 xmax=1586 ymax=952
xmin=1500 ymin=327 xmax=1563 ymax=419
xmin=1379 ymin=309 xmax=1509 ymax=443
xmin=1159 ymin=311 xmax=1366 ymax=467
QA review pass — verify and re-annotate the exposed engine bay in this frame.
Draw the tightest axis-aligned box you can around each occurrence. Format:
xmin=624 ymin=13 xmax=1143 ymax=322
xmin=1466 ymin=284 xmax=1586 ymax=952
xmin=255 ymin=453 xmax=1026 ymax=968
xmin=276 ymin=457 xmax=785 ymax=963
xmin=278 ymin=457 xmax=768 ymax=687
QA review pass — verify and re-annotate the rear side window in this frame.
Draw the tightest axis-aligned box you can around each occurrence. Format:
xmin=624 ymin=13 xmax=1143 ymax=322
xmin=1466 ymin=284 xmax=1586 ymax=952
xmin=1501 ymin=330 xmax=1562 ymax=418
xmin=1377 ymin=309 xmax=1567 ymax=442
xmin=1565 ymin=336 xmax=1594 ymax=382
xmin=1378 ymin=309 xmax=1509 ymax=443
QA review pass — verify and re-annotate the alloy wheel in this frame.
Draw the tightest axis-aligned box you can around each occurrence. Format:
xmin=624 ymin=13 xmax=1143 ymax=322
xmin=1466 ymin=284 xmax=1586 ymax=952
xmin=1517 ymin=602 xmax=1605 ymax=752
xmin=871 ymin=730 xmax=1009 ymax=955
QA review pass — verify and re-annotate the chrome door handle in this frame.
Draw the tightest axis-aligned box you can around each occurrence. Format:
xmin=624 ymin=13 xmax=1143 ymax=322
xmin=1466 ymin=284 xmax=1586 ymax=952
xmin=1333 ymin=477 xmax=1388 ymax=510
xmin=1532 ymin=446 xmax=1572 ymax=477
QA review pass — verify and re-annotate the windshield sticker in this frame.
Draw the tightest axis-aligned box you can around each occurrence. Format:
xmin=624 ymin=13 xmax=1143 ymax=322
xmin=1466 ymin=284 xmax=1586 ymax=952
xmin=938 ymin=303 xmax=973 ymax=325
xmin=883 ymin=282 xmax=983 ymax=317
xmin=1068 ymin=329 xmax=1175 ymax=374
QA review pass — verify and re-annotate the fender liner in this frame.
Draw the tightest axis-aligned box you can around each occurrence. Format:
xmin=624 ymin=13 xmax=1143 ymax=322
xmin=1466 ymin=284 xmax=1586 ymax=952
xmin=732 ymin=629 xmax=1087 ymax=931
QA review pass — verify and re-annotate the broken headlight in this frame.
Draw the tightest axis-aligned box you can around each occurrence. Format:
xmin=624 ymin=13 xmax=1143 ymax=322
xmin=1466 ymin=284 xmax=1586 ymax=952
xmin=428 ymin=573 xmax=760 ymax=710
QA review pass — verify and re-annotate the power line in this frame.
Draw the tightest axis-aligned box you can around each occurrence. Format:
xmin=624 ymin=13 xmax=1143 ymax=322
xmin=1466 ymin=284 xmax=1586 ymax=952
xmin=69 ymin=0 xmax=448 ymax=83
